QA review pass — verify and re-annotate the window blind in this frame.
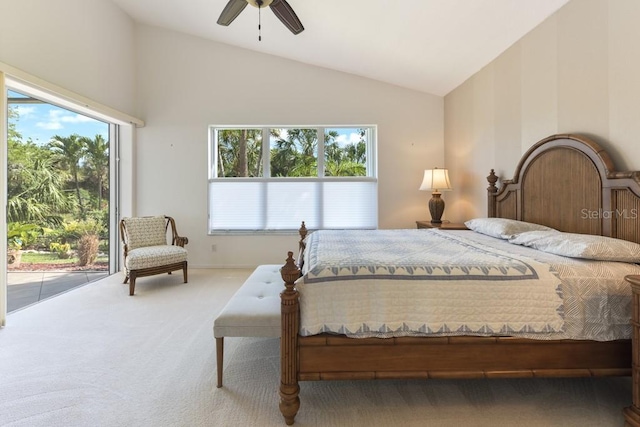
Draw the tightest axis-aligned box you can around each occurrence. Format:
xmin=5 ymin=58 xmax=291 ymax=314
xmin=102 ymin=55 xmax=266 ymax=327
xmin=209 ymin=178 xmax=378 ymax=232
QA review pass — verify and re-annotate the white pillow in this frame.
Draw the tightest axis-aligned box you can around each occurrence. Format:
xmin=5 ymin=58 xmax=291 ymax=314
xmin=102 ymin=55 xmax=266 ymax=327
xmin=464 ymin=218 xmax=557 ymax=240
xmin=509 ymin=230 xmax=640 ymax=263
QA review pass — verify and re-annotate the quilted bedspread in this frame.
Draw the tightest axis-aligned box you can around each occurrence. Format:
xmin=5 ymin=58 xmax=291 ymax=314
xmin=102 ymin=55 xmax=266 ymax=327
xmin=297 ymin=229 xmax=565 ymax=338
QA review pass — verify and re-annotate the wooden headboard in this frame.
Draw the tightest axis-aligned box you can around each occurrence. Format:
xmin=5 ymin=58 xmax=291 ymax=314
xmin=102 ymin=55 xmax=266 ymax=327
xmin=487 ymin=134 xmax=640 ymax=243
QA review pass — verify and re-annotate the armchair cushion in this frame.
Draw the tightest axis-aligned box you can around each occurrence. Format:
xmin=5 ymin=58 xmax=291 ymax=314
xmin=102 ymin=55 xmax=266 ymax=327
xmin=122 ymin=216 xmax=167 ymax=250
xmin=126 ymin=245 xmax=188 ymax=270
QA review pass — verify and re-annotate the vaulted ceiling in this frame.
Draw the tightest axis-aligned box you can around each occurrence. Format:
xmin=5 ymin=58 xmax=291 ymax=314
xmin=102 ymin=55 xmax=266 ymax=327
xmin=110 ymin=0 xmax=569 ymax=96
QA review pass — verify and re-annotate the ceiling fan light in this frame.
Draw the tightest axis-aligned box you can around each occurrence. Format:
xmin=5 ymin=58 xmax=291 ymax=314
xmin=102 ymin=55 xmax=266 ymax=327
xmin=247 ymin=0 xmax=274 ymax=8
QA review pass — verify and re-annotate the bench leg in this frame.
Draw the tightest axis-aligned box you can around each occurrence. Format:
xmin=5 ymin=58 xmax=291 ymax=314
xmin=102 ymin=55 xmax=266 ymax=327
xmin=216 ymin=337 xmax=224 ymax=388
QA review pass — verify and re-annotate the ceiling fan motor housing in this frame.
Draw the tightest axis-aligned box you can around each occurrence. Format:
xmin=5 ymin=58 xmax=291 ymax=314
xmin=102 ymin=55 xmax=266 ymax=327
xmin=247 ymin=0 xmax=273 ymax=7
xmin=217 ymin=0 xmax=304 ymax=36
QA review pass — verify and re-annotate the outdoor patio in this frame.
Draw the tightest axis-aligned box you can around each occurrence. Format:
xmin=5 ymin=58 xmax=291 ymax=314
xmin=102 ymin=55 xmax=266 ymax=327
xmin=7 ymin=271 xmax=109 ymax=313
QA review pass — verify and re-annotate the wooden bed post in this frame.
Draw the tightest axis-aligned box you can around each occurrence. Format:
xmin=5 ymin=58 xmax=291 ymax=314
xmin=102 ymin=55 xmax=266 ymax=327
xmin=487 ymin=169 xmax=498 ymax=218
xmin=298 ymin=221 xmax=307 ymax=250
xmin=280 ymin=251 xmax=300 ymax=425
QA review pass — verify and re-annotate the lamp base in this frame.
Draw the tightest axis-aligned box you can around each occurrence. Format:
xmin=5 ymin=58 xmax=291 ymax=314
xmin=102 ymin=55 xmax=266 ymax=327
xmin=429 ymin=192 xmax=445 ymax=224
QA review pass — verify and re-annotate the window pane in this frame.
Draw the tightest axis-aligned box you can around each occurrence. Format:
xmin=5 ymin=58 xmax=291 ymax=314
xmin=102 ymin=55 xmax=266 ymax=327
xmin=270 ymin=128 xmax=318 ymax=177
xmin=216 ymin=129 xmax=262 ymax=177
xmin=324 ymin=128 xmax=367 ymax=177
xmin=209 ymin=125 xmax=378 ymax=232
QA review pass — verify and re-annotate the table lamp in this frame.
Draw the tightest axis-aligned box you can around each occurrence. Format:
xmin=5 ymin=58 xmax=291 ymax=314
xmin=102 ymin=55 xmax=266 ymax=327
xmin=419 ymin=168 xmax=452 ymax=224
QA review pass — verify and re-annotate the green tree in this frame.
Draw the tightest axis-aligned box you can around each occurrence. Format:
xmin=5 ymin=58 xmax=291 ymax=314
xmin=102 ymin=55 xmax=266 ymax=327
xmin=7 ymin=107 xmax=70 ymax=225
xmin=81 ymin=134 xmax=109 ymax=210
xmin=7 ymin=155 xmax=71 ymax=225
xmin=217 ymin=127 xmax=368 ymax=178
xmin=270 ymin=129 xmax=318 ymax=177
xmin=49 ymin=134 xmax=86 ymax=218
xmin=324 ymin=129 xmax=367 ymax=177
xmin=217 ymin=129 xmax=262 ymax=177
xmin=7 ymin=106 xmax=21 ymax=142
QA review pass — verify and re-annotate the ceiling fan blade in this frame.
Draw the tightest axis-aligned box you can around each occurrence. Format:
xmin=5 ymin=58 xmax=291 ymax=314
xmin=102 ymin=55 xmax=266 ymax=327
xmin=217 ymin=0 xmax=248 ymax=26
xmin=269 ymin=0 xmax=304 ymax=35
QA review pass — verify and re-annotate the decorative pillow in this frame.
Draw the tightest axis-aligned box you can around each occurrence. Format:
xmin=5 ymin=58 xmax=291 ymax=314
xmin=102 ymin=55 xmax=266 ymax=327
xmin=123 ymin=216 xmax=167 ymax=250
xmin=509 ymin=230 xmax=640 ymax=263
xmin=464 ymin=218 xmax=557 ymax=240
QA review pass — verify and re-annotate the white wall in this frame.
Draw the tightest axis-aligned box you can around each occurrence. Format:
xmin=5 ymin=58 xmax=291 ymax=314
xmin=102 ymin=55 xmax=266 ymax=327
xmin=0 ymin=0 xmax=137 ymax=115
xmin=134 ymin=25 xmax=444 ymax=267
xmin=0 ymin=1 xmax=445 ymax=269
xmin=444 ymin=0 xmax=640 ymax=223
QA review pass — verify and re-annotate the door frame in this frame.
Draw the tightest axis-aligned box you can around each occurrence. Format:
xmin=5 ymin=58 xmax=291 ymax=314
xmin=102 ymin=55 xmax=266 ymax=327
xmin=0 ymin=62 xmax=143 ymax=326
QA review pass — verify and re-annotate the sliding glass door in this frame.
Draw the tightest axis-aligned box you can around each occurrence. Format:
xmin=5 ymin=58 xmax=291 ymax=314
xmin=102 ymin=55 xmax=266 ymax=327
xmin=5 ymin=86 xmax=119 ymax=312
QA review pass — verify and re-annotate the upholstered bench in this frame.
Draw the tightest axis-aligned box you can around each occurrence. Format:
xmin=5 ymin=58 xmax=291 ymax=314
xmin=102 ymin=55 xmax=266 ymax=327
xmin=214 ymin=265 xmax=282 ymax=387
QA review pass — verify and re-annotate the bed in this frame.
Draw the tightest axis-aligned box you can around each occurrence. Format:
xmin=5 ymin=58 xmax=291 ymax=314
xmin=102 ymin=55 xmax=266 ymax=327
xmin=278 ymin=133 xmax=640 ymax=425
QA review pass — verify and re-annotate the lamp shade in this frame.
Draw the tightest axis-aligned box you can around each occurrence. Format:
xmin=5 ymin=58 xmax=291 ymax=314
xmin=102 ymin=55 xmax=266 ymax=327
xmin=419 ymin=168 xmax=452 ymax=192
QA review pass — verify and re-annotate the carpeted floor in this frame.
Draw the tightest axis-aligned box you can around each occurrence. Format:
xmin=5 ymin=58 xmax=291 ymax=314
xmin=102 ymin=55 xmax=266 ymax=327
xmin=0 ymin=268 xmax=633 ymax=426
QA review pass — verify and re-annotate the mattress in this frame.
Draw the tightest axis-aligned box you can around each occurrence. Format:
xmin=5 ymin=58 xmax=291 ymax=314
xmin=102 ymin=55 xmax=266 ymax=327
xmin=296 ymin=228 xmax=640 ymax=340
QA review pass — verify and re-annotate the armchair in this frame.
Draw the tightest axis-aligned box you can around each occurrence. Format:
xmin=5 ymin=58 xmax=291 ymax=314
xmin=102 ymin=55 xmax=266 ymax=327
xmin=120 ymin=215 xmax=189 ymax=295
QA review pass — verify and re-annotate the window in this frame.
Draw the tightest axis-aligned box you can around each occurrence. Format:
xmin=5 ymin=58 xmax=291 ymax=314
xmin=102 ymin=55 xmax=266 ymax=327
xmin=209 ymin=126 xmax=377 ymax=232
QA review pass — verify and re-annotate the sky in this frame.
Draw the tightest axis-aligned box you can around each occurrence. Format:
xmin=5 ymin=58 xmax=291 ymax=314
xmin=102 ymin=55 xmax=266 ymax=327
xmin=332 ymin=128 xmax=363 ymax=146
xmin=8 ymin=90 xmax=108 ymax=145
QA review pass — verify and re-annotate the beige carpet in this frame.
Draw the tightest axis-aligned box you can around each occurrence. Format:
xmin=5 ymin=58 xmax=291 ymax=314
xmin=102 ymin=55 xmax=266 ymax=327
xmin=0 ymin=268 xmax=632 ymax=427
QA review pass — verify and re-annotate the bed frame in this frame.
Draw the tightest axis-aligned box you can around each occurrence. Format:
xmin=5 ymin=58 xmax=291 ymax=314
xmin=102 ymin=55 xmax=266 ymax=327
xmin=278 ymin=134 xmax=640 ymax=425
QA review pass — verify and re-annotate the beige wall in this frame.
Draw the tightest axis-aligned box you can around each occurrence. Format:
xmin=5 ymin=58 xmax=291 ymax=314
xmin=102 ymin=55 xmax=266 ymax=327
xmin=0 ymin=0 xmax=137 ymax=115
xmin=0 ymin=1 xmax=444 ymax=268
xmin=134 ymin=25 xmax=444 ymax=267
xmin=444 ymin=0 xmax=640 ymax=223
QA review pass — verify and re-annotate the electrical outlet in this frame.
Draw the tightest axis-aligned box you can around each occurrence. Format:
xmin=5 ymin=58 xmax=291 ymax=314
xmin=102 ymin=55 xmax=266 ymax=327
xmin=211 ymin=244 xmax=217 ymax=252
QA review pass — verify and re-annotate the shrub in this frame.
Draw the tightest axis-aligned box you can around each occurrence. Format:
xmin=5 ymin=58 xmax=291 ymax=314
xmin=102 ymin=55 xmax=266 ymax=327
xmin=8 ymin=222 xmax=46 ymax=251
xmin=77 ymin=234 xmax=99 ymax=266
xmin=64 ymin=218 xmax=105 ymax=240
xmin=49 ymin=242 xmax=72 ymax=259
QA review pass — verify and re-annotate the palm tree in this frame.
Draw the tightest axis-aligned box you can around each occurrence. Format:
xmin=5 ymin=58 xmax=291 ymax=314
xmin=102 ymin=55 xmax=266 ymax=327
xmin=323 ymin=129 xmax=367 ymax=177
xmin=7 ymin=121 xmax=70 ymax=224
xmin=271 ymin=129 xmax=318 ymax=177
xmin=217 ymin=129 xmax=262 ymax=177
xmin=49 ymin=134 xmax=86 ymax=218
xmin=237 ymin=129 xmax=249 ymax=177
xmin=82 ymin=135 xmax=109 ymax=210
xmin=7 ymin=150 xmax=71 ymax=225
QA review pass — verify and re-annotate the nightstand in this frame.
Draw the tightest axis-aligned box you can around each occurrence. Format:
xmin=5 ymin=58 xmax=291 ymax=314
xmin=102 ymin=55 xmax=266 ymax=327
xmin=416 ymin=221 xmax=468 ymax=230
xmin=624 ymin=275 xmax=640 ymax=427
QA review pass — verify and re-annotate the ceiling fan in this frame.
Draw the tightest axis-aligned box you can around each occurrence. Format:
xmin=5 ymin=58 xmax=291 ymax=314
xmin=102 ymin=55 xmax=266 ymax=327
xmin=217 ymin=0 xmax=304 ymax=39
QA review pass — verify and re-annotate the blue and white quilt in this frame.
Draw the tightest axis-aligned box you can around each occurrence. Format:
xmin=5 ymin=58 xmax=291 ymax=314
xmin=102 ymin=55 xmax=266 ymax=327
xmin=297 ymin=228 xmax=565 ymax=338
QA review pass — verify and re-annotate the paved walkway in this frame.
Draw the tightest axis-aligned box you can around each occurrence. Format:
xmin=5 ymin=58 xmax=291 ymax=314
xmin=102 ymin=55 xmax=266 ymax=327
xmin=7 ymin=271 xmax=109 ymax=313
